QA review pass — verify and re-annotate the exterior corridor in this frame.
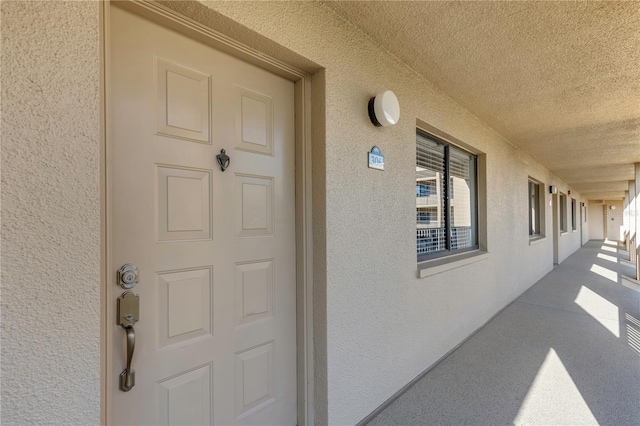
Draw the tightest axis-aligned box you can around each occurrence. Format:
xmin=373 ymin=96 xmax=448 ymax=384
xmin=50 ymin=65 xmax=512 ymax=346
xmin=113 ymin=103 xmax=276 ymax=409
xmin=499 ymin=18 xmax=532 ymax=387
xmin=369 ymin=240 xmax=640 ymax=426
xmin=3 ymin=2 xmax=639 ymax=423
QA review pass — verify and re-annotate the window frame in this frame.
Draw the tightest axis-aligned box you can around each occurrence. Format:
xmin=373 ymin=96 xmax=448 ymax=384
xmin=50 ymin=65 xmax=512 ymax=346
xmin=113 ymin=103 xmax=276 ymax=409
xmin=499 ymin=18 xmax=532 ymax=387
xmin=559 ymin=193 xmax=567 ymax=233
xmin=571 ymin=198 xmax=577 ymax=231
xmin=585 ymin=202 xmax=587 ymax=222
xmin=528 ymin=178 xmax=544 ymax=239
xmin=416 ymin=130 xmax=479 ymax=262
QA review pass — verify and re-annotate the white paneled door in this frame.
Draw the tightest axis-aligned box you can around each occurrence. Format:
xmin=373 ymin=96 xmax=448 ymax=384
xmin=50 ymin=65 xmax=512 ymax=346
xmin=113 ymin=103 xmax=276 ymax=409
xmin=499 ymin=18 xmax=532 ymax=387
xmin=109 ymin=7 xmax=296 ymax=425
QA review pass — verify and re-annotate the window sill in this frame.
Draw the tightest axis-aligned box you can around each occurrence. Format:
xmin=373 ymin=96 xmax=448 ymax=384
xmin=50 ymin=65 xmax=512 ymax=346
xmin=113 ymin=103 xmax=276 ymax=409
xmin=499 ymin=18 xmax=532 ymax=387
xmin=572 ymin=229 xmax=578 ymax=233
xmin=418 ymin=250 xmax=489 ymax=279
xmin=529 ymin=236 xmax=546 ymax=246
xmin=560 ymin=231 xmax=568 ymax=236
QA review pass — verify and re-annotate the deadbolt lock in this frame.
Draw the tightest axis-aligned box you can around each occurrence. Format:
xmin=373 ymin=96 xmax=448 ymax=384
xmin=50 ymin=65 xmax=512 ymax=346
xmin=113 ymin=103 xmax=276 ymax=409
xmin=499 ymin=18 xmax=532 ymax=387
xmin=117 ymin=263 xmax=139 ymax=289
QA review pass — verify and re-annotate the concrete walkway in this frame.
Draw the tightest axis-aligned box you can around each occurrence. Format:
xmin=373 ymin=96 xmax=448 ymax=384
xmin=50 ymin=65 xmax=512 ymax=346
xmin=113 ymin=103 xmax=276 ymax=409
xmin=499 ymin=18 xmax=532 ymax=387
xmin=369 ymin=241 xmax=640 ymax=426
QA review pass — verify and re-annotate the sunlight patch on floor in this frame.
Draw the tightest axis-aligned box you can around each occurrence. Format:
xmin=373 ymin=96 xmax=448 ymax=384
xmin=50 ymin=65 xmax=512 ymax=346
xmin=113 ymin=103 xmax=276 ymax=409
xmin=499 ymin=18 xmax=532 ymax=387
xmin=589 ymin=264 xmax=618 ymax=283
xmin=513 ymin=348 xmax=597 ymax=425
xmin=596 ymin=253 xmax=618 ymax=263
xmin=600 ymin=245 xmax=618 ymax=253
xmin=574 ymin=286 xmax=620 ymax=337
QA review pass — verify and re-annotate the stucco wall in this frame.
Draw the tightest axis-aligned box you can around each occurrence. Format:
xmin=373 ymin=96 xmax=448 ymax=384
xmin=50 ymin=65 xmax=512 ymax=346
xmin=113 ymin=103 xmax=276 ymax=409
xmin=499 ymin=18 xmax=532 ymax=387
xmin=160 ymin=2 xmax=588 ymax=423
xmin=0 ymin=1 xmax=591 ymax=424
xmin=1 ymin=1 xmax=101 ymax=424
xmin=555 ymin=189 xmax=586 ymax=264
xmin=587 ymin=199 xmax=625 ymax=242
xmin=582 ymin=200 xmax=590 ymax=245
xmin=606 ymin=201 xmax=624 ymax=241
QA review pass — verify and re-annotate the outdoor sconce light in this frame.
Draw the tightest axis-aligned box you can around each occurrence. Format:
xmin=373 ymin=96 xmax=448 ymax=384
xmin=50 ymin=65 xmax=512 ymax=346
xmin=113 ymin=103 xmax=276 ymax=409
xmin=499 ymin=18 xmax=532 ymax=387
xmin=549 ymin=185 xmax=558 ymax=194
xmin=610 ymin=205 xmax=616 ymax=210
xmin=368 ymin=90 xmax=400 ymax=127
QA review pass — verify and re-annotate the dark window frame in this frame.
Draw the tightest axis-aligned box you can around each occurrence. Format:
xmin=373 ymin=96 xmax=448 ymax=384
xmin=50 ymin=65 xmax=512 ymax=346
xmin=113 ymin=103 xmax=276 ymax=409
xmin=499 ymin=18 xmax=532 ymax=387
xmin=560 ymin=193 xmax=567 ymax=232
xmin=417 ymin=130 xmax=479 ymax=262
xmin=571 ymin=198 xmax=577 ymax=231
xmin=528 ymin=179 xmax=542 ymax=238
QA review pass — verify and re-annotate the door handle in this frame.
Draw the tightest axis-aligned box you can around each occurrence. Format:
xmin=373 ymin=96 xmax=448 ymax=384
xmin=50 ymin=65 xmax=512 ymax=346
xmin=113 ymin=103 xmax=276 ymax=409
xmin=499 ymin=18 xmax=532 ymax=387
xmin=120 ymin=325 xmax=136 ymax=392
xmin=117 ymin=291 xmax=139 ymax=392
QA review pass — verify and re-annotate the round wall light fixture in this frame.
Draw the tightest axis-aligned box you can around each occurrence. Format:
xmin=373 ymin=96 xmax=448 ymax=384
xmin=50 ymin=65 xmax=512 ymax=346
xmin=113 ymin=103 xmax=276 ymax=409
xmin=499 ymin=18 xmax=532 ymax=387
xmin=368 ymin=90 xmax=400 ymax=127
xmin=610 ymin=205 xmax=616 ymax=210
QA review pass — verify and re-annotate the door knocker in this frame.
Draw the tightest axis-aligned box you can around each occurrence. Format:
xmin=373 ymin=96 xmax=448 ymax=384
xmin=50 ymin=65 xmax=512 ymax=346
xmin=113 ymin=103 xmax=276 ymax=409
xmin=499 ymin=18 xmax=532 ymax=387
xmin=216 ymin=149 xmax=230 ymax=172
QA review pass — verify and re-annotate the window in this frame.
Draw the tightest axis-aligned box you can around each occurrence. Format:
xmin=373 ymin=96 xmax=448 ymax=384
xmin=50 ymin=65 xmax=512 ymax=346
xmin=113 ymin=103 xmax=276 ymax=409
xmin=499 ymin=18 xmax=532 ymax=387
xmin=559 ymin=193 xmax=567 ymax=232
xmin=528 ymin=179 xmax=543 ymax=238
xmin=416 ymin=131 xmax=478 ymax=261
xmin=585 ymin=203 xmax=587 ymax=222
xmin=571 ymin=198 xmax=577 ymax=231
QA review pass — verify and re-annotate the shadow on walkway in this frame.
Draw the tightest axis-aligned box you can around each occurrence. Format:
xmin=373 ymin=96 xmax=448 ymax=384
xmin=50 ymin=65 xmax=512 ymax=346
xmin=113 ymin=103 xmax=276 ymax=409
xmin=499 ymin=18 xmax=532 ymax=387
xmin=369 ymin=240 xmax=640 ymax=426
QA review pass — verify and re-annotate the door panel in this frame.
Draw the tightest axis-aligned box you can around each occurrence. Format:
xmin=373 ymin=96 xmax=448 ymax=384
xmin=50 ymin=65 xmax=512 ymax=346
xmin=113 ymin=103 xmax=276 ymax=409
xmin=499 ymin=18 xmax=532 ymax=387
xmin=109 ymin=7 xmax=296 ymax=425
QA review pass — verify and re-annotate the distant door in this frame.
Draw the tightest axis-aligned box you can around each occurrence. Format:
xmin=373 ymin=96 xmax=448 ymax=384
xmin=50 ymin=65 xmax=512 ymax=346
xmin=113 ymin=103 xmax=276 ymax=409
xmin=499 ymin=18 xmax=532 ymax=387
xmin=109 ymin=6 xmax=297 ymax=425
xmin=606 ymin=205 xmax=623 ymax=241
xmin=587 ymin=202 xmax=605 ymax=239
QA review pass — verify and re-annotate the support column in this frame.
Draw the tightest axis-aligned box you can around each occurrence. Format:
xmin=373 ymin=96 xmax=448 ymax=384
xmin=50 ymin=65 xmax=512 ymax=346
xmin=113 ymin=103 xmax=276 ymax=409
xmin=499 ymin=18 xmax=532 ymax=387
xmin=630 ymin=180 xmax=636 ymax=266
xmin=623 ymin=191 xmax=630 ymax=252
xmin=635 ymin=164 xmax=640 ymax=280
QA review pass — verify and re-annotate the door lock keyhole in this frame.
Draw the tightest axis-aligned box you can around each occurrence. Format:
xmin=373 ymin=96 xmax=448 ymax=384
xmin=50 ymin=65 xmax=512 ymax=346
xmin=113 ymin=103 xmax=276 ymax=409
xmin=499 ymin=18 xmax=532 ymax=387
xmin=117 ymin=264 xmax=139 ymax=289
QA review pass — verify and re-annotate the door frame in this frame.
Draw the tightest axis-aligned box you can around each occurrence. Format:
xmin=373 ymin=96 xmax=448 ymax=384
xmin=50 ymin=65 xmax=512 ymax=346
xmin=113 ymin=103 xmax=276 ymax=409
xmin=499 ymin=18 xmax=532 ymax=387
xmin=603 ymin=205 xmax=608 ymax=240
xmin=579 ymin=202 xmax=584 ymax=246
xmin=99 ymin=1 xmax=315 ymax=423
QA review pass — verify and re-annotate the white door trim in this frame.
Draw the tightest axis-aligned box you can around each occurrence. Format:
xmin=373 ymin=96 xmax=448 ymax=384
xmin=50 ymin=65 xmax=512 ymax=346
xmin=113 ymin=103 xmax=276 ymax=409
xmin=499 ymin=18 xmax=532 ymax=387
xmin=100 ymin=1 xmax=314 ymax=423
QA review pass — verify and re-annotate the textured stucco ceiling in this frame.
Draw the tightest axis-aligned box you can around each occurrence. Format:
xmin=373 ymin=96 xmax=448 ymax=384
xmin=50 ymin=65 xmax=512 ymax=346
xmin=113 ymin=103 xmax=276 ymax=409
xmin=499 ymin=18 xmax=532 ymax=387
xmin=323 ymin=1 xmax=640 ymax=200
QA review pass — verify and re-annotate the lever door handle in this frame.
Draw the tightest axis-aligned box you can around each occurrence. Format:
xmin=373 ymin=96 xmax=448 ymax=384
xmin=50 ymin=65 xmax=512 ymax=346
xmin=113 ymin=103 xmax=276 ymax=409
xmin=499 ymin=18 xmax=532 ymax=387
xmin=117 ymin=290 xmax=139 ymax=392
xmin=120 ymin=325 xmax=136 ymax=391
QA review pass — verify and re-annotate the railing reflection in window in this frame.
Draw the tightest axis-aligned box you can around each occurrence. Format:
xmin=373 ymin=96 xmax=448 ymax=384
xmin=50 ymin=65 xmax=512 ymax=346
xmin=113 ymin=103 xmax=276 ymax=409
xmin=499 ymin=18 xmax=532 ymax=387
xmin=417 ymin=227 xmax=473 ymax=255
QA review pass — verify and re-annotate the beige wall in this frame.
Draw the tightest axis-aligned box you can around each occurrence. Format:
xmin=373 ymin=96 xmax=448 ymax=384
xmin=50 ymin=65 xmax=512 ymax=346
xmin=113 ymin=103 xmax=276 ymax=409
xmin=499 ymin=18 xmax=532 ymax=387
xmin=554 ymin=190 xmax=587 ymax=264
xmin=1 ymin=1 xmax=101 ymax=424
xmin=165 ymin=2 xmax=586 ymax=423
xmin=606 ymin=201 xmax=625 ymax=241
xmin=582 ymin=200 xmax=590 ymax=245
xmin=0 ymin=1 xmax=590 ymax=424
xmin=587 ymin=200 xmax=625 ymax=242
